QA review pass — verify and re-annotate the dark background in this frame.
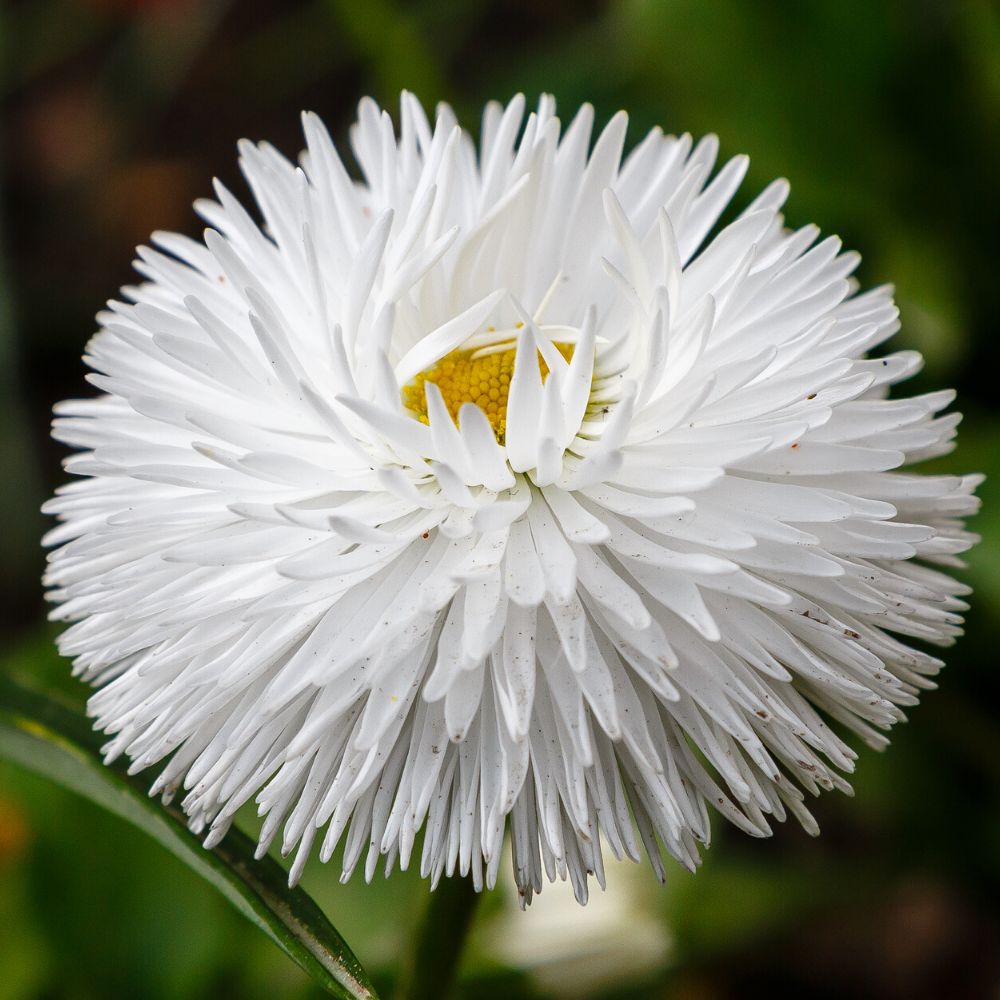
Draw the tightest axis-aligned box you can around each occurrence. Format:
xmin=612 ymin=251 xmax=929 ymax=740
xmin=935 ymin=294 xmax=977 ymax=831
xmin=1 ymin=1 xmax=999 ymax=997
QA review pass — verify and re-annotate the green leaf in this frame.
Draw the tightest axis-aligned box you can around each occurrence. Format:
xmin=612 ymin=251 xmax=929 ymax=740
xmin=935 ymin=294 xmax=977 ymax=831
xmin=0 ymin=673 xmax=378 ymax=1000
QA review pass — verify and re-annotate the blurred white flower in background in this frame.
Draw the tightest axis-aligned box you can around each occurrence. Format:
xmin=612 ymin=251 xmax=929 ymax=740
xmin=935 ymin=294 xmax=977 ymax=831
xmin=489 ymin=847 xmax=669 ymax=996
xmin=44 ymin=94 xmax=979 ymax=904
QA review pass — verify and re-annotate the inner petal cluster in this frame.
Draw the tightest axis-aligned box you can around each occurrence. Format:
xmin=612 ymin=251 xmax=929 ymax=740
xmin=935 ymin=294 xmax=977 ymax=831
xmin=402 ymin=337 xmax=575 ymax=443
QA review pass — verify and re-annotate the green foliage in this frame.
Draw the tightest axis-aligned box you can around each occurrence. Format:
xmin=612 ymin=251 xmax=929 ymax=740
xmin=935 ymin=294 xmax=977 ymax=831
xmin=0 ymin=675 xmax=377 ymax=1000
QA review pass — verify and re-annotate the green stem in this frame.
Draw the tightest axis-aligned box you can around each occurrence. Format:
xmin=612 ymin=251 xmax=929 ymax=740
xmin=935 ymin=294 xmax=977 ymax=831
xmin=396 ymin=876 xmax=482 ymax=1000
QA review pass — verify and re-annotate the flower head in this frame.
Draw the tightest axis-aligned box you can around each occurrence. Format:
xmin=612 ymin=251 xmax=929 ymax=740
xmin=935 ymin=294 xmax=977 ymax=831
xmin=45 ymin=94 xmax=980 ymax=904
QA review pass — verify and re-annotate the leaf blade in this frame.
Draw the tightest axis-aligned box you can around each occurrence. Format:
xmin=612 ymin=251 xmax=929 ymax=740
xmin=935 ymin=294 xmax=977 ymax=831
xmin=0 ymin=673 xmax=378 ymax=1000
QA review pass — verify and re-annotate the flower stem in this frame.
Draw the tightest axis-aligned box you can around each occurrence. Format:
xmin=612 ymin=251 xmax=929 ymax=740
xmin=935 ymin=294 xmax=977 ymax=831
xmin=396 ymin=877 xmax=482 ymax=1000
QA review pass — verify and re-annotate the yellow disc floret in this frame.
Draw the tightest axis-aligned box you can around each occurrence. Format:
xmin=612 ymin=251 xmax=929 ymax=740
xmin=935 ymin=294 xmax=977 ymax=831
xmin=402 ymin=339 xmax=574 ymax=444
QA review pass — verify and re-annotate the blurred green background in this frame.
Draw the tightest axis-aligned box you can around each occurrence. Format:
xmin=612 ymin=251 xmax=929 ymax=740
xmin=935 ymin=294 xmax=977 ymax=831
xmin=2 ymin=0 xmax=999 ymax=997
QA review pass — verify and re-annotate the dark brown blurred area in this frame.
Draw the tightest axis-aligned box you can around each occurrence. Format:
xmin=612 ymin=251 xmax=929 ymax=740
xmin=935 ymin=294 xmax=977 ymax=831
xmin=2 ymin=2 xmax=999 ymax=998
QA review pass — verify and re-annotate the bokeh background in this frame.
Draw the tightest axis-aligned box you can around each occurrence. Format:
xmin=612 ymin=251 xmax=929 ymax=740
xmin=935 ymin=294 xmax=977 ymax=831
xmin=2 ymin=1 xmax=999 ymax=997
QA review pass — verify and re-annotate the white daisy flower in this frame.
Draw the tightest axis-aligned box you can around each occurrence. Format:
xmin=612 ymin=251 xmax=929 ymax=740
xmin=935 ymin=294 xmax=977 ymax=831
xmin=44 ymin=94 xmax=980 ymax=905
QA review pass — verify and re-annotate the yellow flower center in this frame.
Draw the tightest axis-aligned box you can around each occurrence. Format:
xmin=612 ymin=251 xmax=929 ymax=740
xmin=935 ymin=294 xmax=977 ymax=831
xmin=402 ymin=339 xmax=575 ymax=444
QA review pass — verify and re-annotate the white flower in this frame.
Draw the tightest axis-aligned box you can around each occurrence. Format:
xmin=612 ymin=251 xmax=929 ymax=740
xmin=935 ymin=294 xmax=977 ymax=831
xmin=45 ymin=93 xmax=980 ymax=905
